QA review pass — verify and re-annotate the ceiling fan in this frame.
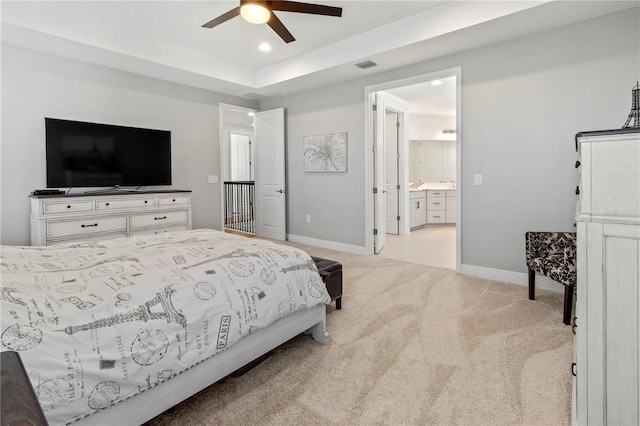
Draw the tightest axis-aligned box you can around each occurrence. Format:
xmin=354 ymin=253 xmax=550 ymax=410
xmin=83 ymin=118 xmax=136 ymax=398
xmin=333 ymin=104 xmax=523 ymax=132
xmin=202 ymin=1 xmax=343 ymax=43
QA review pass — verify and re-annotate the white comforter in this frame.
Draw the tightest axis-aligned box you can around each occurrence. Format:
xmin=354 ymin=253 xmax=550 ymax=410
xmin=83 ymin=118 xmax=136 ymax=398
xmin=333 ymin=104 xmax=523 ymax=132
xmin=0 ymin=229 xmax=329 ymax=425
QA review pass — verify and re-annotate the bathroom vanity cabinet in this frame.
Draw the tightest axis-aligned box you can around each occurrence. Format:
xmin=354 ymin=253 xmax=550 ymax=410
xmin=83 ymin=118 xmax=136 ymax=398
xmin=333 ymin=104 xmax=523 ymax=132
xmin=410 ymin=189 xmax=456 ymax=228
xmin=409 ymin=191 xmax=427 ymax=229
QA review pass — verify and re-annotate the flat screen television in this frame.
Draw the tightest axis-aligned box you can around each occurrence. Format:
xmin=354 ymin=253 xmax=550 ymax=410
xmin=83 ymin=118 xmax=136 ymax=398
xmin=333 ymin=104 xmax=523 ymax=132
xmin=45 ymin=118 xmax=172 ymax=188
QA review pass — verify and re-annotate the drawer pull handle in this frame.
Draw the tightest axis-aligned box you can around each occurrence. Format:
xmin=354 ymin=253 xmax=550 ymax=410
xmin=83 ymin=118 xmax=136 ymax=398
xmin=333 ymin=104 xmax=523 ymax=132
xmin=105 ymin=203 xmax=110 ymax=206
xmin=144 ymin=200 xmax=148 ymax=204
xmin=433 ymin=202 xmax=441 ymax=205
xmin=172 ymin=199 xmax=176 ymax=202
xmin=154 ymin=216 xmax=167 ymax=220
xmin=572 ymin=362 xmax=577 ymax=377
xmin=81 ymin=223 xmax=98 ymax=228
xmin=67 ymin=205 xmax=71 ymax=209
xmin=575 ymin=160 xmax=581 ymax=168
xmin=575 ymin=186 xmax=580 ymax=195
xmin=433 ymin=216 xmax=441 ymax=218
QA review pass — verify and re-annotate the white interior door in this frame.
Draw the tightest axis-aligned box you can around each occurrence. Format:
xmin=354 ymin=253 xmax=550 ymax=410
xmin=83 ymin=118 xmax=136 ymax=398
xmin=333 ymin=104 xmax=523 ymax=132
xmin=254 ymin=108 xmax=286 ymax=241
xmin=374 ymin=94 xmax=387 ymax=253
xmin=385 ymin=111 xmax=399 ymax=235
xmin=374 ymin=92 xmax=409 ymax=252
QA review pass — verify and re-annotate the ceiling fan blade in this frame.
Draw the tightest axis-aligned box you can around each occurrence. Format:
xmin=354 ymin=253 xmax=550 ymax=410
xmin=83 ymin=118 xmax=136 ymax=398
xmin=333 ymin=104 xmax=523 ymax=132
xmin=202 ymin=6 xmax=241 ymax=28
xmin=267 ymin=13 xmax=295 ymax=43
xmin=269 ymin=1 xmax=342 ymax=17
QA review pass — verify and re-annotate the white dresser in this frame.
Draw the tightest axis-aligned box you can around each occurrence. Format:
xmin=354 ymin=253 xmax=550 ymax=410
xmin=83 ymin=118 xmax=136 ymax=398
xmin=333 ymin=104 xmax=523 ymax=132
xmin=30 ymin=190 xmax=192 ymax=246
xmin=574 ymin=129 xmax=640 ymax=425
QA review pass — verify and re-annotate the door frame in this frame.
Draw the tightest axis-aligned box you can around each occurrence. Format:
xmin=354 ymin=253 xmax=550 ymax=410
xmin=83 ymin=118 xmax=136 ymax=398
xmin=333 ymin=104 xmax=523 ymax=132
xmin=364 ymin=67 xmax=462 ymax=272
xmin=218 ymin=103 xmax=257 ymax=231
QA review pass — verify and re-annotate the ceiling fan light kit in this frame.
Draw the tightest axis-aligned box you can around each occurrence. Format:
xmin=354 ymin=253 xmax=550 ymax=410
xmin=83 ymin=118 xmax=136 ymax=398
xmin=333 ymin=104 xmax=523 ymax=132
xmin=240 ymin=3 xmax=271 ymax=24
xmin=202 ymin=1 xmax=343 ymax=44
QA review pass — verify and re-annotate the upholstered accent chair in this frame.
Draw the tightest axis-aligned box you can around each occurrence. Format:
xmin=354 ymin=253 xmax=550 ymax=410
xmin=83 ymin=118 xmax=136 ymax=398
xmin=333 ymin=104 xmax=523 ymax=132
xmin=525 ymin=232 xmax=577 ymax=325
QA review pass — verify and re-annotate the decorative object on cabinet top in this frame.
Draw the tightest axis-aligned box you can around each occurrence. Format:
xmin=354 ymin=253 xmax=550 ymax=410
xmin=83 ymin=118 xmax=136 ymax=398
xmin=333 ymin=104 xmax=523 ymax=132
xmin=623 ymin=81 xmax=639 ymax=128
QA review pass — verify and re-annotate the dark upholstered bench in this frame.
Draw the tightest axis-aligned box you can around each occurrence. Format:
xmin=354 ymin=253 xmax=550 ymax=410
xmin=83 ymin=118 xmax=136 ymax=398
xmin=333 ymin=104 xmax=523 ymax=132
xmin=1 ymin=351 xmax=48 ymax=426
xmin=311 ymin=256 xmax=343 ymax=309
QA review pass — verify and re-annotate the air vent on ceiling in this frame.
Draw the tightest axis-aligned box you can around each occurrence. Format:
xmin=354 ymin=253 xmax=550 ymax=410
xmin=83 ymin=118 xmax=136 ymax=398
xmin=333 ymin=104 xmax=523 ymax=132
xmin=355 ymin=60 xmax=377 ymax=70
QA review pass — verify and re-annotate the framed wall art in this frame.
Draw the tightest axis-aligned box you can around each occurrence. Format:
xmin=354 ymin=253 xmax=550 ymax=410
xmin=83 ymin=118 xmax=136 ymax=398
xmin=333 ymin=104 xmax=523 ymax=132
xmin=303 ymin=131 xmax=347 ymax=172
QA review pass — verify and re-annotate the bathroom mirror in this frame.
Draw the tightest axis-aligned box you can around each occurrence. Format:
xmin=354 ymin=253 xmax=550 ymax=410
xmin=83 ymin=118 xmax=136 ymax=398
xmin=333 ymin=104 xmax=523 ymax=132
xmin=409 ymin=139 xmax=456 ymax=183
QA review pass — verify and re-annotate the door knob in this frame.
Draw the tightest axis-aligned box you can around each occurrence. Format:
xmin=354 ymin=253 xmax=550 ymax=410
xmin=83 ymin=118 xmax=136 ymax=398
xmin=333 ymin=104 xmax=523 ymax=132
xmin=276 ymin=189 xmax=284 ymax=193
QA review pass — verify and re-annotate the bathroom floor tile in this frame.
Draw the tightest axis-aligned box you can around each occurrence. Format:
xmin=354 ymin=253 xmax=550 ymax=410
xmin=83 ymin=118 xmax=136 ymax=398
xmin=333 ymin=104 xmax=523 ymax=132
xmin=378 ymin=226 xmax=456 ymax=270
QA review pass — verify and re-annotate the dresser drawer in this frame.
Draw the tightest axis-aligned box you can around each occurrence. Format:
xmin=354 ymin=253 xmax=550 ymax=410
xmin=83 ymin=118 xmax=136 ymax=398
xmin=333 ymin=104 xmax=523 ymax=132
xmin=42 ymin=200 xmax=93 ymax=214
xmin=130 ymin=225 xmax=189 ymax=237
xmin=96 ymin=196 xmax=155 ymax=210
xmin=427 ymin=211 xmax=446 ymax=224
xmin=130 ymin=209 xmax=189 ymax=229
xmin=47 ymin=215 xmax=127 ymax=239
xmin=427 ymin=190 xmax=446 ymax=197
xmin=157 ymin=194 xmax=190 ymax=206
xmin=427 ymin=197 xmax=445 ymax=210
xmin=47 ymin=232 xmax=127 ymax=245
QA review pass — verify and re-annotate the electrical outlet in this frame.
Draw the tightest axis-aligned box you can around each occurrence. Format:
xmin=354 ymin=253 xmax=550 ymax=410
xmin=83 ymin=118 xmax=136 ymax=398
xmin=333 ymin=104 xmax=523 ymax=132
xmin=473 ymin=174 xmax=483 ymax=186
xmin=306 ymin=214 xmax=311 ymax=223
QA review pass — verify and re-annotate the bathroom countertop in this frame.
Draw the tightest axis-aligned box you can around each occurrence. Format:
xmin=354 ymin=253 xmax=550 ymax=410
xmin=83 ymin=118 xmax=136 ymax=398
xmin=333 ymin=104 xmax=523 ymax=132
xmin=409 ymin=184 xmax=456 ymax=192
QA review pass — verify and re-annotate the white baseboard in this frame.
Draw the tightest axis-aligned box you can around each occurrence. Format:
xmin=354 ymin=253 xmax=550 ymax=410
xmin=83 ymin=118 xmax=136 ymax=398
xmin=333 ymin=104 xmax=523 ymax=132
xmin=286 ymin=235 xmax=563 ymax=294
xmin=459 ymin=263 xmax=564 ymax=293
xmin=287 ymin=234 xmax=369 ymax=256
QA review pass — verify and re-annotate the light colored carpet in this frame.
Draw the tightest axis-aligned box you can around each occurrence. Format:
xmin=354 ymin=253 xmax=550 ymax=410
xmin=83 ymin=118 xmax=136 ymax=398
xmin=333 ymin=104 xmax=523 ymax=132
xmin=145 ymin=244 xmax=573 ymax=426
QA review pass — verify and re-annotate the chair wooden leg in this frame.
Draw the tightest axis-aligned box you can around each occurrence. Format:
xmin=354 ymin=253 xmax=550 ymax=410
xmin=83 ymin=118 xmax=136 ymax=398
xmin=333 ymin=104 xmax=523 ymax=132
xmin=528 ymin=267 xmax=535 ymax=300
xmin=563 ymin=284 xmax=574 ymax=325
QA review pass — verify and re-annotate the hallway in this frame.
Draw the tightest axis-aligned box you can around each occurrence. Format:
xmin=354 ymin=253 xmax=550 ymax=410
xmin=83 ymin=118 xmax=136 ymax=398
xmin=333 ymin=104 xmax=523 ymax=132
xmin=378 ymin=226 xmax=456 ymax=270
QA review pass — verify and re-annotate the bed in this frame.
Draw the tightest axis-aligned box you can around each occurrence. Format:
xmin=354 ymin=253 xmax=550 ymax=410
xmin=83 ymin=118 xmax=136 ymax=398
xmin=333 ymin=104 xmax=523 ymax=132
xmin=0 ymin=229 xmax=330 ymax=425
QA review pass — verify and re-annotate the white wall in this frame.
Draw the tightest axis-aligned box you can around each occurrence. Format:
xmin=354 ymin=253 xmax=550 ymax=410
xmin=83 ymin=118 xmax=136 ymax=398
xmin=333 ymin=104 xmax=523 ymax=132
xmin=260 ymin=83 xmax=367 ymax=247
xmin=0 ymin=44 xmax=257 ymax=245
xmin=260 ymin=8 xmax=639 ymax=273
xmin=409 ymin=114 xmax=456 ymax=140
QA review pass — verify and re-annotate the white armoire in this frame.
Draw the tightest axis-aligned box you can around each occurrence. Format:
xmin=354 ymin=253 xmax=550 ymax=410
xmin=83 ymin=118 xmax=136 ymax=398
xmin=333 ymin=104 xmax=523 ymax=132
xmin=573 ymin=128 xmax=640 ymax=425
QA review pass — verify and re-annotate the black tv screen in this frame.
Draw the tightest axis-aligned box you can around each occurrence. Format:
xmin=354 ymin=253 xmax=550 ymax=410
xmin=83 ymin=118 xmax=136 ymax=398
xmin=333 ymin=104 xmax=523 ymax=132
xmin=45 ymin=118 xmax=172 ymax=188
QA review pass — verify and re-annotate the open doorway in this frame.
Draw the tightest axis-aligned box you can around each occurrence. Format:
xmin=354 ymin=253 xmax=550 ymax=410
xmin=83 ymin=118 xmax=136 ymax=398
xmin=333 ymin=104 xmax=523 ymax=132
xmin=219 ymin=104 xmax=288 ymax=241
xmin=365 ymin=68 xmax=461 ymax=271
xmin=219 ymin=104 xmax=256 ymax=235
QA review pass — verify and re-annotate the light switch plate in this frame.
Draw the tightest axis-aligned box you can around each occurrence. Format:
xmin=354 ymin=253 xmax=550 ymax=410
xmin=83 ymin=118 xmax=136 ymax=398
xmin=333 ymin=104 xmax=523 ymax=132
xmin=207 ymin=175 xmax=218 ymax=184
xmin=474 ymin=174 xmax=483 ymax=185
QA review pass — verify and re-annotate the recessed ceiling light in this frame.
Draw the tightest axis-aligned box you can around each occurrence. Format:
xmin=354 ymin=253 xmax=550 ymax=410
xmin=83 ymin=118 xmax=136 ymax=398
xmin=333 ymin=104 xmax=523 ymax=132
xmin=248 ymin=112 xmax=255 ymax=117
xmin=259 ymin=43 xmax=272 ymax=52
xmin=431 ymin=80 xmax=443 ymax=86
